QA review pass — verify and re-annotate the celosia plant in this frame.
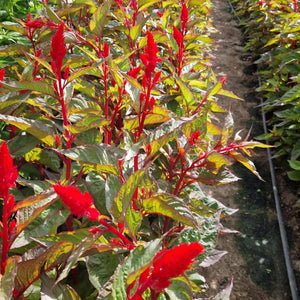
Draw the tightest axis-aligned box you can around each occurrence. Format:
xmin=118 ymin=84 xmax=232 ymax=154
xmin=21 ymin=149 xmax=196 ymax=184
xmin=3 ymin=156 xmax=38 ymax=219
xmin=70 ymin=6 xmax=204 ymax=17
xmin=0 ymin=0 xmax=269 ymax=299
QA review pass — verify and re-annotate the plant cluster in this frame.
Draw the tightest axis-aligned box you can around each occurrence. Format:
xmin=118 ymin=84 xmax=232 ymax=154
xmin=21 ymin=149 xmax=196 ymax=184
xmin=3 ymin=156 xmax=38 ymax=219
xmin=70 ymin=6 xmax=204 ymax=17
xmin=231 ymin=0 xmax=300 ymax=183
xmin=0 ymin=0 xmax=267 ymax=299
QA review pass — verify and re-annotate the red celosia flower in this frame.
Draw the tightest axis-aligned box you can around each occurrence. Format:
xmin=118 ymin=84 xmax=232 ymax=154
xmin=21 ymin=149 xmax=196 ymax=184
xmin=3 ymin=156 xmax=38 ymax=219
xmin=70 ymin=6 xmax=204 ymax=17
xmin=0 ymin=142 xmax=18 ymax=198
xmin=149 ymin=243 xmax=204 ymax=291
xmin=189 ymin=131 xmax=200 ymax=145
xmin=103 ymin=42 xmax=110 ymax=58
xmin=173 ymin=26 xmax=183 ymax=47
xmin=25 ymin=13 xmax=45 ymax=29
xmin=128 ymin=66 xmax=141 ymax=79
xmin=53 ymin=184 xmax=100 ymax=221
xmin=50 ymin=22 xmax=67 ymax=78
xmin=220 ymin=76 xmax=227 ymax=85
xmin=25 ymin=20 xmax=45 ymax=29
xmin=141 ymin=31 xmax=160 ymax=83
xmin=180 ymin=3 xmax=189 ymax=32
xmin=128 ymin=243 xmax=204 ymax=298
xmin=0 ymin=68 xmax=5 ymax=89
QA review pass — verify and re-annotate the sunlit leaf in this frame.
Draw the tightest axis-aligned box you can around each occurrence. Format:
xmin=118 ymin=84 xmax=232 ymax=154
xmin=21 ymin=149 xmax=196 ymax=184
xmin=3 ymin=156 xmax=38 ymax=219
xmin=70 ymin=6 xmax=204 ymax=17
xmin=0 ymin=80 xmax=57 ymax=97
xmin=142 ymin=193 xmax=198 ymax=228
xmin=0 ymin=114 xmax=56 ymax=147
xmin=228 ymin=151 xmax=263 ymax=180
xmin=165 ymin=277 xmax=193 ymax=300
xmin=111 ymin=239 xmax=162 ymax=300
xmin=0 ymin=256 xmax=20 ymax=299
xmin=16 ymin=241 xmax=75 ymax=292
xmin=89 ymin=0 xmax=112 ymax=36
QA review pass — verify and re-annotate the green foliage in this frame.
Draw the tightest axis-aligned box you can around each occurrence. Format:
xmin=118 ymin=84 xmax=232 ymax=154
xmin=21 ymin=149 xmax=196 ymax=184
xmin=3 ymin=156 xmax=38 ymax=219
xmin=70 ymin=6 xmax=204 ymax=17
xmin=231 ymin=0 xmax=300 ymax=186
xmin=0 ymin=0 xmax=268 ymax=299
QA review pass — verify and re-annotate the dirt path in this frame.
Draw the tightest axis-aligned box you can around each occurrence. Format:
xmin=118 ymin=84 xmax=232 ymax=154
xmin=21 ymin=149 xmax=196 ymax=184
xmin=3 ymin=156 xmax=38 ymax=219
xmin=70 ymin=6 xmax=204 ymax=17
xmin=198 ymin=0 xmax=291 ymax=299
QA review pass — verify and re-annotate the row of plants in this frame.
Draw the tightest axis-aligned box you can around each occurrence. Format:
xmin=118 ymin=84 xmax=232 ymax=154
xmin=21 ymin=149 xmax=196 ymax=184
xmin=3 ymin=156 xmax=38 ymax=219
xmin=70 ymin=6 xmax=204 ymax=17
xmin=230 ymin=0 xmax=300 ymax=184
xmin=0 ymin=0 xmax=267 ymax=299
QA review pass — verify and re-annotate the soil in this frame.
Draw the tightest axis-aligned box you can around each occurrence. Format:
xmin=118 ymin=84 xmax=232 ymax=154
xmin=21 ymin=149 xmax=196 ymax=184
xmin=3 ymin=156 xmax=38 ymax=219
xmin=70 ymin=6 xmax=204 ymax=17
xmin=196 ymin=0 xmax=300 ymax=299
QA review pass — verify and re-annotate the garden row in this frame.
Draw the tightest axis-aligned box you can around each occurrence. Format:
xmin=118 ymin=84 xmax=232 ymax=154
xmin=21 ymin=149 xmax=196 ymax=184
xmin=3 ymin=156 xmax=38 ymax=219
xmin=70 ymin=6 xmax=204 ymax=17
xmin=0 ymin=0 xmax=267 ymax=299
xmin=231 ymin=0 xmax=300 ymax=186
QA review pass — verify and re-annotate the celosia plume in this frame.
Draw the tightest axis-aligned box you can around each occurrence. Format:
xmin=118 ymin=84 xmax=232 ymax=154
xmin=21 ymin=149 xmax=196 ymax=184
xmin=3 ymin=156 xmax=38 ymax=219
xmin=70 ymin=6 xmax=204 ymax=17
xmin=128 ymin=242 xmax=204 ymax=298
xmin=53 ymin=184 xmax=100 ymax=221
xmin=0 ymin=68 xmax=5 ymax=89
xmin=181 ymin=3 xmax=189 ymax=32
xmin=173 ymin=26 xmax=183 ymax=47
xmin=0 ymin=142 xmax=18 ymax=198
xmin=141 ymin=31 xmax=161 ymax=83
xmin=50 ymin=22 xmax=67 ymax=78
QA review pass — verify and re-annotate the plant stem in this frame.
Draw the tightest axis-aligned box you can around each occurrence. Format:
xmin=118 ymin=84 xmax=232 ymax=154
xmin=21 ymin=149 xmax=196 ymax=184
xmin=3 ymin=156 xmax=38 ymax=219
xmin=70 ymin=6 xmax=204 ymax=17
xmin=1 ymin=192 xmax=10 ymax=274
xmin=99 ymin=219 xmax=135 ymax=250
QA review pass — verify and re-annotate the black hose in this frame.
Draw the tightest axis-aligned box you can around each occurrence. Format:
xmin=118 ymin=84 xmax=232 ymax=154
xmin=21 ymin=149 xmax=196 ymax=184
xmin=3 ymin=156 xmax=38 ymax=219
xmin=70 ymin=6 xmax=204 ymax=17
xmin=224 ymin=1 xmax=299 ymax=299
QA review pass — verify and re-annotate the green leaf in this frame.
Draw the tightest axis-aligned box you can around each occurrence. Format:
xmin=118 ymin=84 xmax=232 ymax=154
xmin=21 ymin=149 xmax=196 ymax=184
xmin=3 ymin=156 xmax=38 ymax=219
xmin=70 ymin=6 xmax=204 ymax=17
xmin=124 ymin=112 xmax=170 ymax=130
xmin=86 ymin=172 xmax=108 ymax=215
xmin=129 ymin=20 xmax=147 ymax=42
xmin=287 ymin=170 xmax=300 ymax=181
xmin=33 ymin=229 xmax=91 ymax=248
xmin=208 ymin=82 xmax=223 ymax=98
xmin=0 ymin=44 xmax=28 ymax=57
xmin=0 ymin=80 xmax=57 ymax=97
xmin=174 ymin=74 xmax=195 ymax=105
xmin=280 ymin=84 xmax=300 ymax=102
xmin=111 ymin=169 xmax=145 ymax=222
xmin=40 ymin=270 xmax=82 ymax=300
xmin=188 ymin=183 xmax=238 ymax=217
xmin=138 ymin=0 xmax=162 ymax=11
xmin=67 ymin=66 xmax=103 ymax=82
xmin=165 ymin=277 xmax=193 ymax=300
xmin=25 ymin=148 xmax=60 ymax=172
xmin=105 ymin=174 xmax=122 ymax=215
xmin=0 ymin=91 xmax=31 ymax=115
xmin=212 ymin=278 xmax=233 ymax=300
xmin=16 ymin=241 xmax=75 ymax=292
xmin=59 ymin=144 xmax=125 ymax=175
xmin=44 ymin=4 xmax=61 ymax=23
xmin=55 ymin=236 xmax=98 ymax=285
xmin=0 ymin=256 xmax=20 ymax=299
xmin=86 ymin=252 xmax=119 ymax=291
xmin=176 ymin=213 xmax=220 ymax=255
xmin=199 ymin=249 xmax=227 ymax=267
xmin=142 ymin=193 xmax=198 ymax=228
xmin=147 ymin=116 xmax=197 ymax=156
xmin=204 ymin=152 xmax=233 ymax=174
xmin=111 ymin=239 xmax=162 ymax=300
xmin=89 ymin=0 xmax=112 ymax=36
xmin=196 ymin=168 xmax=240 ymax=185
xmin=0 ymin=114 xmax=56 ymax=147
xmin=220 ymin=112 xmax=234 ymax=146
xmin=228 ymin=151 xmax=263 ymax=180
xmin=7 ymin=134 xmax=40 ymax=157
xmin=218 ymin=88 xmax=242 ymax=100
xmin=12 ymin=194 xmax=68 ymax=249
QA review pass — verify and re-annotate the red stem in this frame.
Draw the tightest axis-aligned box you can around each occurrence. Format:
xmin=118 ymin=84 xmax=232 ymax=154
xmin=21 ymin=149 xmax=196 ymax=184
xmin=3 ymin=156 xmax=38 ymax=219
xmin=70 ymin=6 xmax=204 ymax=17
xmin=99 ymin=219 xmax=134 ymax=250
xmin=0 ymin=192 xmax=10 ymax=274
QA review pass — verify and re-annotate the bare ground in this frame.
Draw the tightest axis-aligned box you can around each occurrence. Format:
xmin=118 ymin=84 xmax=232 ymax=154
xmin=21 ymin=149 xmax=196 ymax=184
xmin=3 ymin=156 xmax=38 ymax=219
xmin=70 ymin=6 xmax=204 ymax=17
xmin=197 ymin=0 xmax=299 ymax=299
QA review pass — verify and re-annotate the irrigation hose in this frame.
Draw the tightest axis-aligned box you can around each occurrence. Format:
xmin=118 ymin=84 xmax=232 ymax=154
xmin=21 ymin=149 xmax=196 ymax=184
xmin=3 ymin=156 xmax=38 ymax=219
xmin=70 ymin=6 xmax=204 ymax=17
xmin=224 ymin=1 xmax=300 ymax=299
xmin=259 ymin=78 xmax=300 ymax=300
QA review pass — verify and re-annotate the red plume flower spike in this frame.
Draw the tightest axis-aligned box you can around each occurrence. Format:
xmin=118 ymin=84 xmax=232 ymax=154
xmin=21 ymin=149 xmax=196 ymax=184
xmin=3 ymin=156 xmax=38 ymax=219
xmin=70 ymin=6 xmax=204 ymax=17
xmin=141 ymin=31 xmax=160 ymax=83
xmin=53 ymin=184 xmax=100 ymax=221
xmin=0 ymin=68 xmax=5 ymax=89
xmin=0 ymin=142 xmax=18 ymax=198
xmin=128 ymin=242 xmax=204 ymax=298
xmin=50 ymin=22 xmax=67 ymax=79
xmin=173 ymin=26 xmax=183 ymax=47
xmin=181 ymin=3 xmax=189 ymax=33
